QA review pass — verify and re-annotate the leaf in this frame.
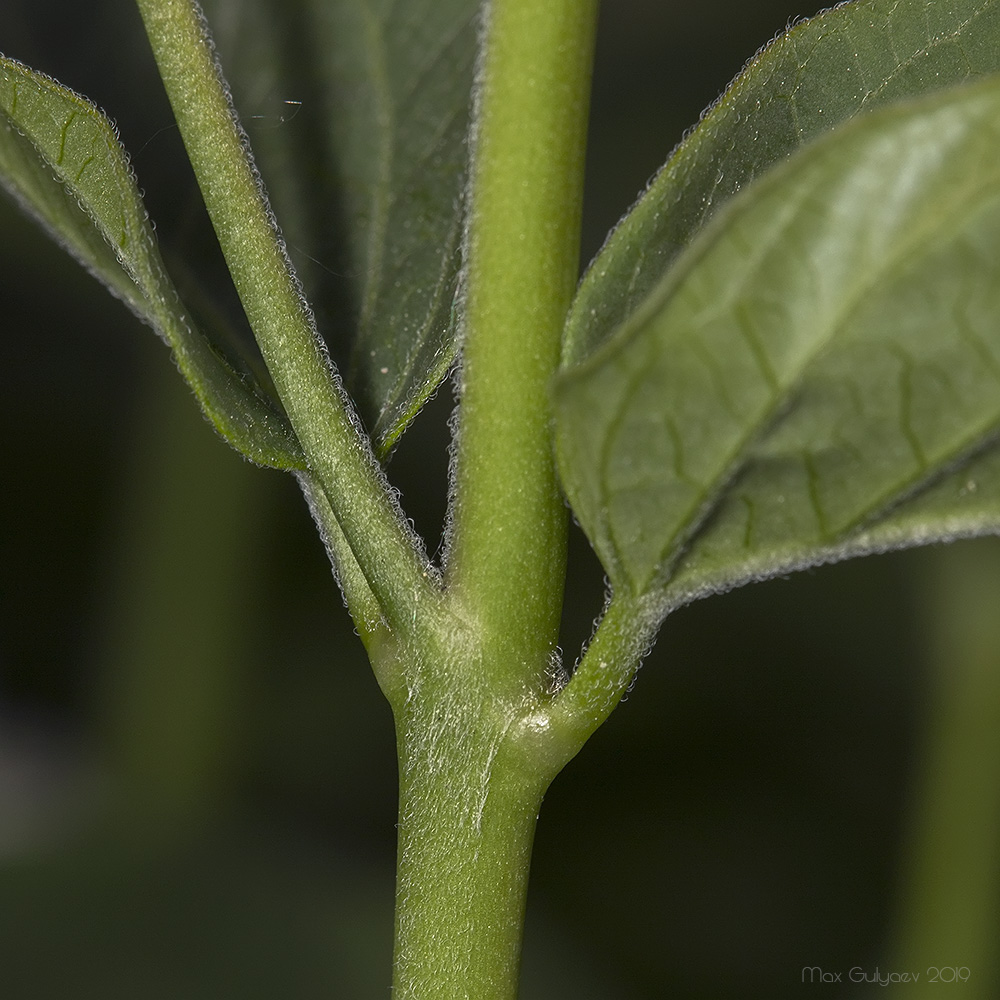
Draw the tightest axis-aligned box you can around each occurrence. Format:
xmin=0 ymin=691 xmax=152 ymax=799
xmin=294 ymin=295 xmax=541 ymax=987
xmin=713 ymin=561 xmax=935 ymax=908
xmin=203 ymin=0 xmax=479 ymax=456
xmin=308 ymin=0 xmax=477 ymax=456
xmin=0 ymin=54 xmax=305 ymax=470
xmin=565 ymin=0 xmax=1000 ymax=365
xmin=554 ymin=78 xmax=1000 ymax=617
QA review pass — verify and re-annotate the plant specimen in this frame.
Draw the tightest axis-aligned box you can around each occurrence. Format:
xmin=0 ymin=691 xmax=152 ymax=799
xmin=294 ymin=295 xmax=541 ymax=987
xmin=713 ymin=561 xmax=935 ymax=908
xmin=3 ymin=0 xmax=1000 ymax=996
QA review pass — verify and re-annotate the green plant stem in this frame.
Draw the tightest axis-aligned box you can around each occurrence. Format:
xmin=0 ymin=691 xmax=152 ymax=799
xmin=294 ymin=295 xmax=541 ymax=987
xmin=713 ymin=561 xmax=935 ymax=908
xmin=99 ymin=360 xmax=268 ymax=836
xmin=390 ymin=686 xmax=553 ymax=1000
xmin=447 ymin=0 xmax=599 ymax=683
xmin=543 ymin=593 xmax=656 ymax=767
xmin=134 ymin=0 xmax=436 ymax=634
xmin=386 ymin=3 xmax=599 ymax=996
xmin=295 ymin=472 xmax=387 ymax=644
xmin=888 ymin=540 xmax=1000 ymax=996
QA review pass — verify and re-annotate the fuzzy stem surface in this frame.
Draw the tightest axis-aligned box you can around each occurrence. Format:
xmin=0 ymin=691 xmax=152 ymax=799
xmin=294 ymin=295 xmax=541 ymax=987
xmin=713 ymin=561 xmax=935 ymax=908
xmin=446 ymin=0 xmax=599 ymax=684
xmin=390 ymin=686 xmax=551 ymax=1000
xmin=388 ymin=0 xmax=600 ymax=995
xmin=134 ymin=0 xmax=436 ymax=634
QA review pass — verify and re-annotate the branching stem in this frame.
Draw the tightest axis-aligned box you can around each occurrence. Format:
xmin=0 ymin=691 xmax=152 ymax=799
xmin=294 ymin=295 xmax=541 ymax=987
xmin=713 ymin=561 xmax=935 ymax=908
xmin=134 ymin=0 xmax=437 ymax=636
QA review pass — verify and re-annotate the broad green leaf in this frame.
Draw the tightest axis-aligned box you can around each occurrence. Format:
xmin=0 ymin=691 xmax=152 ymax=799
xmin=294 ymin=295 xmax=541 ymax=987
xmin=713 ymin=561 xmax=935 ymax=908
xmin=565 ymin=0 xmax=1000 ymax=365
xmin=203 ymin=0 xmax=479 ymax=456
xmin=554 ymin=78 xmax=1000 ymax=616
xmin=0 ymin=55 xmax=304 ymax=470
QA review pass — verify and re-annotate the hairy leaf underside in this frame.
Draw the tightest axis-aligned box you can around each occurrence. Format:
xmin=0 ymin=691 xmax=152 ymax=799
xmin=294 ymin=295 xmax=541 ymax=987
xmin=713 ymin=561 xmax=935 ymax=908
xmin=0 ymin=54 xmax=304 ymax=469
xmin=566 ymin=0 xmax=1000 ymax=364
xmin=203 ymin=0 xmax=479 ymax=456
xmin=5 ymin=0 xmax=1000 ymax=621
xmin=556 ymin=77 xmax=1000 ymax=618
xmin=555 ymin=0 xmax=1000 ymax=621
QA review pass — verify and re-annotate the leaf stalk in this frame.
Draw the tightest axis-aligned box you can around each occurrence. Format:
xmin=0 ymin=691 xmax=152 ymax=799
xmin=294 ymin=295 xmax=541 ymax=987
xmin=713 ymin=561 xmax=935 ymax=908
xmin=133 ymin=0 xmax=437 ymax=635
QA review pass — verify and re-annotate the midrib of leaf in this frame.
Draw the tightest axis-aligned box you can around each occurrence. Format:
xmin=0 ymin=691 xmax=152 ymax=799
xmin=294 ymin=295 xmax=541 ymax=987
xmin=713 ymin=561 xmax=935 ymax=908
xmin=663 ymin=433 xmax=1000 ymax=614
xmin=690 ymin=245 xmax=1000 ymax=589
xmin=355 ymin=0 xmax=394 ymax=343
xmin=637 ymin=176 xmax=1000 ymax=593
xmin=590 ymin=189 xmax=802 ymax=583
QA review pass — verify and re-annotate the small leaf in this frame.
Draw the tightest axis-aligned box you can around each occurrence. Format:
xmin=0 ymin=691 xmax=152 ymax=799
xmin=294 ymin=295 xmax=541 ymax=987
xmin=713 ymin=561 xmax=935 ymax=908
xmin=565 ymin=0 xmax=1000 ymax=365
xmin=554 ymin=78 xmax=1000 ymax=616
xmin=203 ymin=0 xmax=479 ymax=456
xmin=309 ymin=0 xmax=477 ymax=455
xmin=0 ymin=54 xmax=304 ymax=470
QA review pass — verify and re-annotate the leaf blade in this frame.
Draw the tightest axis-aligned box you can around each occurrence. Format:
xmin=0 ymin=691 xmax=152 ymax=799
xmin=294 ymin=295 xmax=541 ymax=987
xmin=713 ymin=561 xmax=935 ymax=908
xmin=555 ymin=77 xmax=1000 ymax=614
xmin=566 ymin=0 xmax=1000 ymax=365
xmin=0 ymin=54 xmax=304 ymax=469
xmin=309 ymin=0 xmax=479 ymax=454
xmin=203 ymin=0 xmax=479 ymax=455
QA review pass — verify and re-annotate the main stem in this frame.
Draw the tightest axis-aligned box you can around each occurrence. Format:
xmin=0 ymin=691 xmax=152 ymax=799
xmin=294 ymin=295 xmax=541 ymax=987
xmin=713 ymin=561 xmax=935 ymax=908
xmin=390 ymin=1 xmax=599 ymax=998
xmin=391 ymin=688 xmax=553 ymax=1000
xmin=447 ymin=0 xmax=598 ymax=674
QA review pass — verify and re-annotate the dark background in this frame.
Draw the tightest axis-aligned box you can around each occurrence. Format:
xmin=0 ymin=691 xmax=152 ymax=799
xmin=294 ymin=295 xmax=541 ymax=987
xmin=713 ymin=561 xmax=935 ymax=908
xmin=1 ymin=2 xmax=995 ymax=997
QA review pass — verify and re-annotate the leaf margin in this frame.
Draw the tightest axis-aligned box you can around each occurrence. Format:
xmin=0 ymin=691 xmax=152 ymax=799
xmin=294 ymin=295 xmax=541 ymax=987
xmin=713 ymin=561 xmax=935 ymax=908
xmin=0 ymin=52 xmax=305 ymax=470
xmin=555 ymin=74 xmax=1000 ymax=620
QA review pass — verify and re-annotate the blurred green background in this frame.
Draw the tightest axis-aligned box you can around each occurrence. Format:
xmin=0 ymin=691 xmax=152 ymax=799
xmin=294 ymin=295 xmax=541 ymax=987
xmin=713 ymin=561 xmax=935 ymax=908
xmin=1 ymin=2 xmax=998 ymax=997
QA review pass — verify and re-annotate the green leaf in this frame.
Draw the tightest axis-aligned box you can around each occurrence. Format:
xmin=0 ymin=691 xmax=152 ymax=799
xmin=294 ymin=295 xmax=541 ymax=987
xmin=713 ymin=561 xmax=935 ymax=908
xmin=203 ymin=0 xmax=479 ymax=456
xmin=554 ymin=78 xmax=1000 ymax=616
xmin=0 ymin=54 xmax=304 ymax=470
xmin=565 ymin=0 xmax=1000 ymax=365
